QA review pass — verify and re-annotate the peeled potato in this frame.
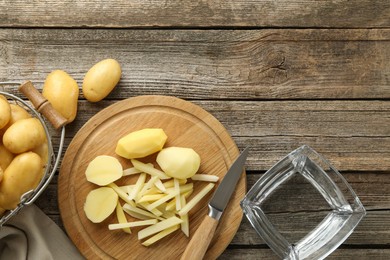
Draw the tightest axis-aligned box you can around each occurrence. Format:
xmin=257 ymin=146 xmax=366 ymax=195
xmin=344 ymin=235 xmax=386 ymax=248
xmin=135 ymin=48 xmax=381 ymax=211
xmin=156 ymin=147 xmax=201 ymax=179
xmin=84 ymin=187 xmax=118 ymax=223
xmin=85 ymin=155 xmax=123 ymax=186
xmin=115 ymin=128 xmax=167 ymax=159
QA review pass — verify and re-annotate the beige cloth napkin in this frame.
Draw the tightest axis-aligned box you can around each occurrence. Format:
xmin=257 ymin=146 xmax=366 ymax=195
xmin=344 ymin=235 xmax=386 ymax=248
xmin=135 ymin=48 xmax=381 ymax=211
xmin=0 ymin=204 xmax=84 ymax=260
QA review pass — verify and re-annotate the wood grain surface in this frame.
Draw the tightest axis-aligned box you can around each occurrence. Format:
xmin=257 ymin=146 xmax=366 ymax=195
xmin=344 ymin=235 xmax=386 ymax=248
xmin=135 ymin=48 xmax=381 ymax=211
xmin=58 ymin=95 xmax=246 ymax=259
xmin=0 ymin=1 xmax=389 ymax=28
xmin=1 ymin=0 xmax=389 ymax=259
xmin=0 ymin=29 xmax=389 ymax=100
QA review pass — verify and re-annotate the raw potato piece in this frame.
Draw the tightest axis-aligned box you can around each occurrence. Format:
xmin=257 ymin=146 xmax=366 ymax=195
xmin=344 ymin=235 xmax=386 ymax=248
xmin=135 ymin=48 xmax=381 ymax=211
xmin=84 ymin=187 xmax=118 ymax=223
xmin=156 ymin=147 xmax=201 ymax=179
xmin=85 ymin=155 xmax=123 ymax=186
xmin=115 ymin=128 xmax=167 ymax=159
xmin=138 ymin=216 xmax=183 ymax=240
xmin=115 ymin=202 xmax=131 ymax=234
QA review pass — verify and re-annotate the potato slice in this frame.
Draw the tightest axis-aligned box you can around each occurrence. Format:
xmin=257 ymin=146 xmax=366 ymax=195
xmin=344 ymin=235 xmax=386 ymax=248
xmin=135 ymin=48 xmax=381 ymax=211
xmin=84 ymin=187 xmax=118 ymax=223
xmin=85 ymin=155 xmax=123 ymax=186
xmin=156 ymin=147 xmax=200 ymax=179
xmin=115 ymin=128 xmax=167 ymax=159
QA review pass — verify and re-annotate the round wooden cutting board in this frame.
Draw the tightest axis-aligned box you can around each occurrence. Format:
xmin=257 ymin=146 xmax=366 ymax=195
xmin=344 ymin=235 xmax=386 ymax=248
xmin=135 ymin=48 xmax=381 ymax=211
xmin=58 ymin=95 xmax=246 ymax=260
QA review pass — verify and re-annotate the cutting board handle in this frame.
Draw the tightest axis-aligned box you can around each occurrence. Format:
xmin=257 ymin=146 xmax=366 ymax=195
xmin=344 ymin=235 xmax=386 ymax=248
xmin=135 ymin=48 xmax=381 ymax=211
xmin=19 ymin=81 xmax=68 ymax=129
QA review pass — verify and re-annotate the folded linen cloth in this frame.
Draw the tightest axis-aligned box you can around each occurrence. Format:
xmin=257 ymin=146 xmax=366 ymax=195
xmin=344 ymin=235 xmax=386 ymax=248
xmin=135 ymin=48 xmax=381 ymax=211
xmin=0 ymin=204 xmax=84 ymax=260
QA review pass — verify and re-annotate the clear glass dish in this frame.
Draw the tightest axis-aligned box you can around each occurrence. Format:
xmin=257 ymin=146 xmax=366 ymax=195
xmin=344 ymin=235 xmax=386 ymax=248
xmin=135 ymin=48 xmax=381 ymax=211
xmin=240 ymin=145 xmax=366 ymax=260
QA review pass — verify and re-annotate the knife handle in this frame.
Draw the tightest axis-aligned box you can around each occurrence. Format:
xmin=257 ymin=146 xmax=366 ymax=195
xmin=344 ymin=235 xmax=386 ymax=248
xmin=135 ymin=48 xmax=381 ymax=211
xmin=180 ymin=215 xmax=218 ymax=260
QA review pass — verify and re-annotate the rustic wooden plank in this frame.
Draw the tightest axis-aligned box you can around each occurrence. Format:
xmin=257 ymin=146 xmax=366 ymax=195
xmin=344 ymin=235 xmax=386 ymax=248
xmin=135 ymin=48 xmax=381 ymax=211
xmin=0 ymin=1 xmax=389 ymax=28
xmin=36 ymin=172 xmax=390 ymax=245
xmin=1 ymin=29 xmax=389 ymax=100
xmin=219 ymin=248 xmax=390 ymax=259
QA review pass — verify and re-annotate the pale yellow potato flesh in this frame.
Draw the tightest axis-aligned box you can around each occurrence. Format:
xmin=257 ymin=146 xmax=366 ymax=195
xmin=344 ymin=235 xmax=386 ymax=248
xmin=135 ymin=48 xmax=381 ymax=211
xmin=115 ymin=128 xmax=167 ymax=159
xmin=156 ymin=147 xmax=201 ymax=179
xmin=85 ymin=155 xmax=123 ymax=186
xmin=84 ymin=187 xmax=118 ymax=223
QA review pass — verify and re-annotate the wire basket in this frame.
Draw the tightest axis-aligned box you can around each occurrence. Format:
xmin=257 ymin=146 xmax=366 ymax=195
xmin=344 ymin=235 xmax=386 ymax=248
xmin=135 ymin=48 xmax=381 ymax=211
xmin=0 ymin=82 xmax=66 ymax=226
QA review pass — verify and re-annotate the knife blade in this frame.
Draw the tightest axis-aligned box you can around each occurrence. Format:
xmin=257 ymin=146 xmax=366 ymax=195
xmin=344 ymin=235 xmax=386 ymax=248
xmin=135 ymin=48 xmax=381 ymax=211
xmin=180 ymin=147 xmax=249 ymax=260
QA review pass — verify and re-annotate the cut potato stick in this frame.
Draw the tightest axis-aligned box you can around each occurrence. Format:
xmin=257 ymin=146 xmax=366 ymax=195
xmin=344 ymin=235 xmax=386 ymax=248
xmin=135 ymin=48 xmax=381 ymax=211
xmin=161 ymin=211 xmax=175 ymax=219
xmin=138 ymin=216 xmax=183 ymax=240
xmin=108 ymin=183 xmax=136 ymax=207
xmin=123 ymin=208 xmax=153 ymax=220
xmin=131 ymin=159 xmax=170 ymax=180
xmin=165 ymin=190 xmax=193 ymax=212
xmin=154 ymin=178 xmax=166 ymax=193
xmin=139 ymin=176 xmax=159 ymax=197
xmin=142 ymin=225 xmax=180 ymax=246
xmin=174 ymin=178 xmax=181 ymax=211
xmin=123 ymin=203 xmax=163 ymax=220
xmin=138 ymin=202 xmax=163 ymax=217
xmin=191 ymin=174 xmax=219 ymax=182
xmin=143 ymin=186 xmax=163 ymax=196
xmin=163 ymin=178 xmax=187 ymax=188
xmin=146 ymin=191 xmax=178 ymax=211
xmin=123 ymin=163 xmax=154 ymax=176
xmin=118 ymin=184 xmax=134 ymax=193
xmin=123 ymin=167 xmax=142 ymax=176
xmin=109 ymin=219 xmax=158 ymax=230
xmin=115 ymin=202 xmax=131 ymax=234
xmin=178 ymin=183 xmax=215 ymax=216
xmin=138 ymin=194 xmax=165 ymax=203
xmin=165 ymin=183 xmax=194 ymax=195
xmin=180 ymin=196 xmax=189 ymax=237
xmin=128 ymin=173 xmax=146 ymax=201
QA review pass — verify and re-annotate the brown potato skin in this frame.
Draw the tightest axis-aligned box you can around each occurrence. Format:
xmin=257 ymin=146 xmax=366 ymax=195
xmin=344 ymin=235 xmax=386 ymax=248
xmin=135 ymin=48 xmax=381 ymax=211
xmin=43 ymin=70 xmax=79 ymax=122
xmin=3 ymin=118 xmax=46 ymax=154
xmin=0 ymin=152 xmax=43 ymax=209
xmin=0 ymin=143 xmax=14 ymax=171
xmin=0 ymin=97 xmax=11 ymax=129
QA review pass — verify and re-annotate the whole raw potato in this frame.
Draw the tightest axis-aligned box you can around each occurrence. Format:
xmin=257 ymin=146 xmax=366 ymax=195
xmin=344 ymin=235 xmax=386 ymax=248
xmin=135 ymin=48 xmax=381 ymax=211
xmin=42 ymin=70 xmax=79 ymax=123
xmin=0 ymin=96 xmax=11 ymax=129
xmin=0 ymin=152 xmax=43 ymax=210
xmin=82 ymin=58 xmax=121 ymax=102
xmin=3 ymin=118 xmax=46 ymax=154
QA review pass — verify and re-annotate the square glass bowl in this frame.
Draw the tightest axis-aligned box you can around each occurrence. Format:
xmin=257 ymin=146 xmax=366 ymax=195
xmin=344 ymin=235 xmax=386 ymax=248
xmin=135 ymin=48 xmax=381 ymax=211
xmin=240 ymin=145 xmax=366 ymax=260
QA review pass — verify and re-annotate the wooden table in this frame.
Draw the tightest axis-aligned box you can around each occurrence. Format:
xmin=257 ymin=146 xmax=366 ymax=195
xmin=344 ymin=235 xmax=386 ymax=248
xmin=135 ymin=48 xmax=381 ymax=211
xmin=1 ymin=1 xmax=389 ymax=259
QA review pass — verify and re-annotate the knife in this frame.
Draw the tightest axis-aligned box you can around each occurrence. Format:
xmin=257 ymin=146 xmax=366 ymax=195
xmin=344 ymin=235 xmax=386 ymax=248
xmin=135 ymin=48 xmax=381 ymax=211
xmin=180 ymin=147 xmax=249 ymax=260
